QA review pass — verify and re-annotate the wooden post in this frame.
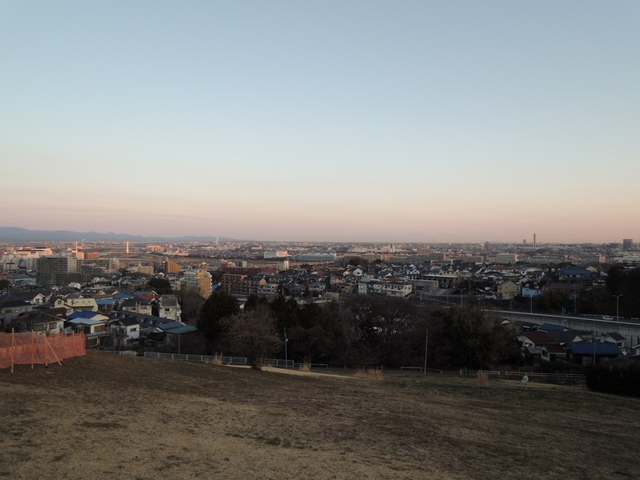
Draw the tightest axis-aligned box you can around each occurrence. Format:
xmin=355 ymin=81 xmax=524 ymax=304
xmin=44 ymin=334 xmax=63 ymax=367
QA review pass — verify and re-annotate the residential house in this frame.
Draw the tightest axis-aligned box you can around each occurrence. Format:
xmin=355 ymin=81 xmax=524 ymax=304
xmin=517 ymin=331 xmax=555 ymax=365
xmin=110 ymin=317 xmax=140 ymax=348
xmin=540 ymin=344 xmax=569 ymax=362
xmin=13 ymin=311 xmax=64 ymax=335
xmin=17 ymin=292 xmax=47 ymax=305
xmin=158 ymin=295 xmax=182 ymax=322
xmin=121 ymin=298 xmax=153 ymax=316
xmin=547 ymin=330 xmax=585 ymax=345
xmin=1 ymin=297 xmax=34 ymax=329
xmin=604 ymin=332 xmax=626 ymax=351
xmin=65 ymin=298 xmax=99 ymax=313
xmin=497 ymin=280 xmax=519 ymax=300
xmin=538 ymin=323 xmax=566 ymax=333
xmin=66 ymin=315 xmax=109 ymax=347
xmin=163 ymin=324 xmax=198 ymax=352
xmin=380 ymin=278 xmax=412 ymax=297
xmin=564 ymin=341 xmax=623 ymax=366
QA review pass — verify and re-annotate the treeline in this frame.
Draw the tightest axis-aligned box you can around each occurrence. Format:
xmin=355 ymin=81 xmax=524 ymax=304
xmin=585 ymin=364 xmax=640 ymax=397
xmin=511 ymin=263 xmax=640 ymax=317
xmin=196 ymin=292 xmax=520 ymax=370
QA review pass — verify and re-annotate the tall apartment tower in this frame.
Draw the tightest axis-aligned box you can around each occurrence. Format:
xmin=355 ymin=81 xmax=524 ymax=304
xmin=182 ymin=269 xmax=212 ymax=299
xmin=623 ymin=239 xmax=633 ymax=250
xmin=36 ymin=256 xmax=77 ymax=286
xmin=165 ymin=259 xmax=183 ymax=274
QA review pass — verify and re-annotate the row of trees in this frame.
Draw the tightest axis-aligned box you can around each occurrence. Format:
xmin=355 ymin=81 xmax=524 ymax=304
xmin=509 ymin=263 xmax=640 ymax=317
xmin=586 ymin=364 xmax=640 ymax=397
xmin=196 ymin=291 xmax=521 ymax=370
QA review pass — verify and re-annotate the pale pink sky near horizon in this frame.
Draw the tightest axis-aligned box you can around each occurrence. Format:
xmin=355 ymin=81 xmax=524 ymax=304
xmin=1 ymin=2 xmax=639 ymax=244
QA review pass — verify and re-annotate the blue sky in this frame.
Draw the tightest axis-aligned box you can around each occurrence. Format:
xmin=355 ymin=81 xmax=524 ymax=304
xmin=1 ymin=1 xmax=639 ymax=242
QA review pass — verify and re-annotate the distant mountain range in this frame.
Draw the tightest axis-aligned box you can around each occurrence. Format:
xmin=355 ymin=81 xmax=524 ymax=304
xmin=0 ymin=227 xmax=238 ymax=243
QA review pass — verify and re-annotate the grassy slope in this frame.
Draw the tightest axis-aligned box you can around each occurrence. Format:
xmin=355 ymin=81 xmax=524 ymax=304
xmin=1 ymin=351 xmax=639 ymax=479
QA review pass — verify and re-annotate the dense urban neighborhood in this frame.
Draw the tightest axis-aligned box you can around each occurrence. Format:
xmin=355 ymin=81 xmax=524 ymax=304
xmin=2 ymin=236 xmax=640 ymax=380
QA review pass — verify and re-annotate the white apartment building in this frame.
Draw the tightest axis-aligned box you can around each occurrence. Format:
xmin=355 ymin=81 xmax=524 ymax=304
xmin=264 ymin=250 xmax=289 ymax=259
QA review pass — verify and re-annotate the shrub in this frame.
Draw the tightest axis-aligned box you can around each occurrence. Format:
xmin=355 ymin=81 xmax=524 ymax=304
xmin=354 ymin=368 xmax=367 ymax=378
xmin=210 ymin=352 xmax=224 ymax=366
xmin=299 ymin=359 xmax=311 ymax=372
xmin=476 ymin=372 xmax=490 ymax=386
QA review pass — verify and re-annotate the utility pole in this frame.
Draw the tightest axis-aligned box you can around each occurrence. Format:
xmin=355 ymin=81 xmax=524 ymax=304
xmin=424 ymin=328 xmax=428 ymax=375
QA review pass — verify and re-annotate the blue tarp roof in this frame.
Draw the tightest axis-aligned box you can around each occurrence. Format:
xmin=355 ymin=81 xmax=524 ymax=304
xmin=113 ymin=293 xmax=133 ymax=299
xmin=567 ymin=342 xmax=622 ymax=356
xmin=539 ymin=323 xmax=565 ymax=332
xmin=68 ymin=311 xmax=100 ymax=319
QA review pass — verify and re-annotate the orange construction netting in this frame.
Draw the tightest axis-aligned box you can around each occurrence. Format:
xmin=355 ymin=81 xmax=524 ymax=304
xmin=0 ymin=332 xmax=86 ymax=369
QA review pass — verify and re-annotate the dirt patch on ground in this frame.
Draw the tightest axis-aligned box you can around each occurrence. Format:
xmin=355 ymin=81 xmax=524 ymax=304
xmin=261 ymin=366 xmax=357 ymax=379
xmin=1 ymin=351 xmax=639 ymax=479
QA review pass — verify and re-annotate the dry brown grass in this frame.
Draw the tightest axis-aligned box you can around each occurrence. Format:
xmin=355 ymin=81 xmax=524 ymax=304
xmin=2 ymin=351 xmax=640 ymax=480
xmin=209 ymin=353 xmax=224 ymax=366
xmin=354 ymin=367 xmax=367 ymax=378
xmin=476 ymin=372 xmax=490 ymax=386
xmin=354 ymin=367 xmax=384 ymax=380
xmin=298 ymin=359 xmax=311 ymax=372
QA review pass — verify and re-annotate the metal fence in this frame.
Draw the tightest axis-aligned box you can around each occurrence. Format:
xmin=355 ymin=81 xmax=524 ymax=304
xmin=141 ymin=351 xmax=249 ymax=365
xmin=261 ymin=358 xmax=295 ymax=368
xmin=139 ymin=352 xmax=309 ymax=369
xmin=464 ymin=369 xmax=585 ymax=380
xmin=400 ymin=366 xmax=444 ymax=373
xmin=502 ymin=371 xmax=585 ymax=380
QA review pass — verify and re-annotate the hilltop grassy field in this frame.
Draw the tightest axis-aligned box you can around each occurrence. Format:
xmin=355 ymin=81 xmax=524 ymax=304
xmin=1 ymin=351 xmax=639 ymax=479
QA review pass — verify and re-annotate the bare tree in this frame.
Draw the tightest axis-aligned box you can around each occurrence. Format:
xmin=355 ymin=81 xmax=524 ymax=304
xmin=224 ymin=305 xmax=281 ymax=370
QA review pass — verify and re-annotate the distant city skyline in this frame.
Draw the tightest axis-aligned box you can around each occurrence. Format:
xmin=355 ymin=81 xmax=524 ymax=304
xmin=2 ymin=2 xmax=639 ymax=243
xmin=0 ymin=225 xmax=635 ymax=246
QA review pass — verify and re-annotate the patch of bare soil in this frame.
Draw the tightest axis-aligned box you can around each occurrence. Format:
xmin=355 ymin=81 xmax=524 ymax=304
xmin=1 ymin=351 xmax=639 ymax=479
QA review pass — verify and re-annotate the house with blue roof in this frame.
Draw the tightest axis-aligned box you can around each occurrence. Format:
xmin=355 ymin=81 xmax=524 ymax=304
xmin=564 ymin=341 xmax=622 ymax=366
xmin=538 ymin=323 xmax=565 ymax=333
xmin=558 ymin=269 xmax=594 ymax=283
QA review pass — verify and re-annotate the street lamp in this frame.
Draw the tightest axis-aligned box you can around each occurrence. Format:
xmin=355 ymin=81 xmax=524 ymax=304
xmin=614 ymin=294 xmax=623 ymax=322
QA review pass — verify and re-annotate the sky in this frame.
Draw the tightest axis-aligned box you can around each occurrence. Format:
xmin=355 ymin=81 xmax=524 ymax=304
xmin=1 ymin=1 xmax=639 ymax=243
